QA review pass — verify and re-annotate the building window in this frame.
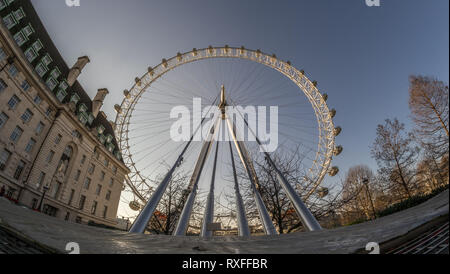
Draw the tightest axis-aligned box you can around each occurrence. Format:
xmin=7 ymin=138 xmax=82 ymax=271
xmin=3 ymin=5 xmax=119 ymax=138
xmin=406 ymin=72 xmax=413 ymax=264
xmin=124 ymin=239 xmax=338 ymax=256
xmin=37 ymin=172 xmax=45 ymax=189
xmin=78 ymin=112 xmax=88 ymax=125
xmin=104 ymin=158 xmax=109 ymax=168
xmin=72 ymin=130 xmax=81 ymax=139
xmin=13 ymin=8 xmax=26 ymax=21
xmin=3 ymin=13 xmax=17 ymax=29
xmin=13 ymin=160 xmax=26 ymax=180
xmin=25 ymin=138 xmax=36 ymax=153
xmin=9 ymin=126 xmax=23 ymax=143
xmin=32 ymin=40 xmax=43 ymax=53
xmin=45 ymin=107 xmax=53 ymax=117
xmin=88 ymin=163 xmax=95 ymax=175
xmin=78 ymin=103 xmax=88 ymax=113
xmin=68 ymin=189 xmax=75 ymax=205
xmin=13 ymin=31 xmax=28 ymax=46
xmin=102 ymin=206 xmax=108 ymax=219
xmin=8 ymin=64 xmax=18 ymax=77
xmin=0 ymin=112 xmax=9 ymax=129
xmin=59 ymin=80 xmax=69 ymax=91
xmin=56 ymin=89 xmax=67 ymax=102
xmin=109 ymin=178 xmax=114 ymax=188
xmin=64 ymin=212 xmax=70 ymax=221
xmin=93 ymin=149 xmax=100 ymax=160
xmin=91 ymin=201 xmax=98 ymax=215
xmin=46 ymin=77 xmax=58 ymax=91
xmin=100 ymin=171 xmax=105 ymax=181
xmin=35 ymin=62 xmax=48 ymax=77
xmin=112 ymin=166 xmax=117 ymax=175
xmin=79 ymin=195 xmax=86 ymax=210
xmin=97 ymin=125 xmax=105 ymax=135
xmin=95 ymin=184 xmax=102 ymax=195
xmin=81 ymin=155 xmax=86 ymax=164
xmin=42 ymin=54 xmax=52 ymax=66
xmin=22 ymin=24 xmax=34 ymax=37
xmin=70 ymin=93 xmax=80 ymax=105
xmin=33 ymin=95 xmax=42 ymax=105
xmin=74 ymin=169 xmax=81 ymax=182
xmin=55 ymin=134 xmax=62 ymax=144
xmin=20 ymin=80 xmax=30 ymax=91
xmin=46 ymin=150 xmax=55 ymax=163
xmin=7 ymin=95 xmax=20 ymax=109
xmin=24 ymin=47 xmax=38 ymax=63
xmin=99 ymin=134 xmax=106 ymax=144
xmin=106 ymin=190 xmax=111 ymax=201
xmin=87 ymin=113 xmax=94 ymax=125
xmin=0 ymin=79 xmax=7 ymax=92
xmin=50 ymin=68 xmax=61 ymax=79
xmin=0 ymin=149 xmax=11 ymax=171
xmin=0 ymin=47 xmax=6 ymax=60
xmin=35 ymin=122 xmax=44 ymax=135
xmin=21 ymin=109 xmax=33 ymax=123
xmin=83 ymin=178 xmax=91 ymax=190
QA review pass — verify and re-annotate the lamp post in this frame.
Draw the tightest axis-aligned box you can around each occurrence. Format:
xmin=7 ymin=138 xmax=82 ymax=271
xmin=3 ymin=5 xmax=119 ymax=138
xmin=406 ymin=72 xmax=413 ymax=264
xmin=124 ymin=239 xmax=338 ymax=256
xmin=363 ymin=178 xmax=377 ymax=219
xmin=38 ymin=184 xmax=50 ymax=212
xmin=0 ymin=56 xmax=15 ymax=73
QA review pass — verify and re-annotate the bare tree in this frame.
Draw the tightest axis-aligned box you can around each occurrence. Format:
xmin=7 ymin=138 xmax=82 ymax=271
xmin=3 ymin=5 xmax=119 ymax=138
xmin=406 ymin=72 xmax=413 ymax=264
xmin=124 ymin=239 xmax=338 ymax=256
xmin=146 ymin=170 xmax=191 ymax=235
xmin=371 ymin=119 xmax=421 ymax=200
xmin=236 ymin=146 xmax=358 ymax=233
xmin=409 ymin=76 xmax=449 ymax=156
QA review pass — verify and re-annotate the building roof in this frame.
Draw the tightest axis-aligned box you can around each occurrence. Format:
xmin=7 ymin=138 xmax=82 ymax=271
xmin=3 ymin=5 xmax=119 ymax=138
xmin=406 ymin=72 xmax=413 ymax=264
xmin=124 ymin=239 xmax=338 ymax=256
xmin=0 ymin=0 xmax=123 ymax=163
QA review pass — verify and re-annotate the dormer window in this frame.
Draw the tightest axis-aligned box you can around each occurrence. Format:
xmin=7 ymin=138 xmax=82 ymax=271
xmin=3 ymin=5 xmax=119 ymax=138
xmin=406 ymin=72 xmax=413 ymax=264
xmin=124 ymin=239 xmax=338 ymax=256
xmin=41 ymin=54 xmax=52 ymax=66
xmin=45 ymin=77 xmax=58 ymax=91
xmin=3 ymin=14 xmax=17 ymax=29
xmin=13 ymin=31 xmax=28 ymax=46
xmin=22 ymin=24 xmax=34 ymax=37
xmin=0 ymin=1 xmax=7 ymax=11
xmin=78 ymin=112 xmax=88 ymax=125
xmin=70 ymin=93 xmax=80 ymax=104
xmin=87 ymin=113 xmax=95 ymax=125
xmin=32 ymin=40 xmax=43 ymax=53
xmin=56 ymin=89 xmax=67 ymax=102
xmin=24 ymin=47 xmax=38 ymax=63
xmin=50 ymin=67 xmax=61 ymax=79
xmin=35 ymin=62 xmax=48 ymax=77
xmin=106 ymin=134 xmax=113 ymax=143
xmin=99 ymin=134 xmax=106 ymax=144
xmin=107 ymin=143 xmax=115 ymax=153
xmin=115 ymin=152 xmax=122 ymax=161
xmin=78 ymin=103 xmax=88 ymax=113
xmin=97 ymin=125 xmax=105 ymax=135
xmin=13 ymin=8 xmax=25 ymax=21
xmin=59 ymin=80 xmax=69 ymax=91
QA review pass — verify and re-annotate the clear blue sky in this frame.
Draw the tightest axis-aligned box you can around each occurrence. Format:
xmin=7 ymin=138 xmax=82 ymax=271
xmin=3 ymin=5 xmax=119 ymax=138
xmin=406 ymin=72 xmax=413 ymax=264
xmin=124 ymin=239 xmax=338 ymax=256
xmin=30 ymin=0 xmax=449 ymax=189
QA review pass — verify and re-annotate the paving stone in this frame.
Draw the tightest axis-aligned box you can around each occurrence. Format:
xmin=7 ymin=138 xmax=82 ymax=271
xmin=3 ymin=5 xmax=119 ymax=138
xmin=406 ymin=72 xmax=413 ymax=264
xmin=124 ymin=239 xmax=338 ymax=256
xmin=0 ymin=191 xmax=448 ymax=254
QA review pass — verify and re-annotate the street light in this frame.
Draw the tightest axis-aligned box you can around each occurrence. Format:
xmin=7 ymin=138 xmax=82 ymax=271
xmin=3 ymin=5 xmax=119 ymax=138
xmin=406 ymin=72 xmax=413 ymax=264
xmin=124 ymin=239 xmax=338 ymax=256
xmin=362 ymin=178 xmax=377 ymax=220
xmin=0 ymin=56 xmax=16 ymax=73
xmin=38 ymin=184 xmax=50 ymax=212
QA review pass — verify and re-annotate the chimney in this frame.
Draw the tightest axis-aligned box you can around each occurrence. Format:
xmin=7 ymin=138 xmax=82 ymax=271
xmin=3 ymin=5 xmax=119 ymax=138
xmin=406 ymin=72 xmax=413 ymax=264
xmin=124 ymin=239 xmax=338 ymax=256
xmin=67 ymin=56 xmax=90 ymax=86
xmin=92 ymin=88 xmax=109 ymax=118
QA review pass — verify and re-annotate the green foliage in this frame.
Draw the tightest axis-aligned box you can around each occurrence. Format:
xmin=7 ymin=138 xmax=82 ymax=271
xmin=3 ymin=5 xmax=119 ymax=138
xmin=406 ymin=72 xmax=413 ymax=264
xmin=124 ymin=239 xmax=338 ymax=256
xmin=377 ymin=184 xmax=449 ymax=218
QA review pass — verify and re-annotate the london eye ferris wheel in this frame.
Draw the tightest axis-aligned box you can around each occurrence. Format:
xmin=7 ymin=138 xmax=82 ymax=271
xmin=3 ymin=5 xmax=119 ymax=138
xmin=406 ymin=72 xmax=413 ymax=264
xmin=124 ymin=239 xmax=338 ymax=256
xmin=114 ymin=46 xmax=342 ymax=236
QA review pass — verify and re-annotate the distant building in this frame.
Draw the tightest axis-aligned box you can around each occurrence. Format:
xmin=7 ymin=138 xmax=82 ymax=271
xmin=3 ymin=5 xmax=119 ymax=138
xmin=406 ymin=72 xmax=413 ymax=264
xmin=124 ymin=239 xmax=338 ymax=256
xmin=0 ymin=0 xmax=130 ymax=227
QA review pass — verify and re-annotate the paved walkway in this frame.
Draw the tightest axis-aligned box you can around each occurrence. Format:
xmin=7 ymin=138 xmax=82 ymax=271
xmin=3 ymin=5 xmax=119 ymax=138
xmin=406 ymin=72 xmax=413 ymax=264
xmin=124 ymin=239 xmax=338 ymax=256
xmin=0 ymin=190 xmax=448 ymax=254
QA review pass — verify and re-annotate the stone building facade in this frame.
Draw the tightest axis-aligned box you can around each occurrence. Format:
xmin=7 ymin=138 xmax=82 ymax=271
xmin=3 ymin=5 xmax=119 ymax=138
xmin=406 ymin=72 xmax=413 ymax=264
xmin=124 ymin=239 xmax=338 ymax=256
xmin=0 ymin=0 xmax=130 ymax=227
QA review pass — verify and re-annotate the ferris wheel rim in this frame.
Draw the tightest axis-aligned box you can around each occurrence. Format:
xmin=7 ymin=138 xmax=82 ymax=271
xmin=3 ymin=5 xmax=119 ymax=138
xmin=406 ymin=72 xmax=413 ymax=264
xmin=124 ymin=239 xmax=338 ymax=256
xmin=114 ymin=46 xmax=337 ymax=204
